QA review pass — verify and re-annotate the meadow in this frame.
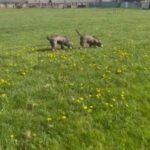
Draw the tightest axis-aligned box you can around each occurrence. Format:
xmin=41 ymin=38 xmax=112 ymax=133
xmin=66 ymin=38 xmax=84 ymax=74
xmin=0 ymin=8 xmax=150 ymax=150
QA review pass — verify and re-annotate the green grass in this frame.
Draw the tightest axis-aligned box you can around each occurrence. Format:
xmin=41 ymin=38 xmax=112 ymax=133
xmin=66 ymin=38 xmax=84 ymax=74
xmin=0 ymin=8 xmax=150 ymax=150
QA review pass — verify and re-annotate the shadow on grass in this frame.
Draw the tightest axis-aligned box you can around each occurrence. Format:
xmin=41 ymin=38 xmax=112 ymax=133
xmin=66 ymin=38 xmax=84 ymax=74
xmin=36 ymin=47 xmax=79 ymax=52
xmin=36 ymin=47 xmax=51 ymax=52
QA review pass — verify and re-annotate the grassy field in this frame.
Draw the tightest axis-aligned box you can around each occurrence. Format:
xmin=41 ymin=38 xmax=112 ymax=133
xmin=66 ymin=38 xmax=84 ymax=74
xmin=0 ymin=8 xmax=150 ymax=150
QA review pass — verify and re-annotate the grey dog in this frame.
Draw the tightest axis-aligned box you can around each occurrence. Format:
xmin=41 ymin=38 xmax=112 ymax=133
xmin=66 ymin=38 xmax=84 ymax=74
xmin=47 ymin=35 xmax=73 ymax=50
xmin=76 ymin=30 xmax=102 ymax=48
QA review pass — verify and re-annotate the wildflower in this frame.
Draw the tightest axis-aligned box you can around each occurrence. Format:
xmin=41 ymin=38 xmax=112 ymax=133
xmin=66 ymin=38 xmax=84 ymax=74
xmin=73 ymin=63 xmax=76 ymax=67
xmin=32 ymin=133 xmax=37 ymax=137
xmin=88 ymin=94 xmax=92 ymax=98
xmin=79 ymin=97 xmax=84 ymax=101
xmin=25 ymin=130 xmax=32 ymax=140
xmin=80 ymin=67 xmax=84 ymax=71
xmin=110 ymin=104 xmax=113 ymax=108
xmin=0 ymin=79 xmax=5 ymax=85
xmin=102 ymin=74 xmax=106 ymax=78
xmin=21 ymin=72 xmax=26 ymax=76
xmin=76 ymin=99 xmax=81 ymax=103
xmin=116 ymin=69 xmax=122 ymax=74
xmin=31 ymin=48 xmax=35 ymax=51
xmin=96 ymin=93 xmax=101 ymax=99
xmin=0 ymin=93 xmax=6 ymax=98
xmin=112 ymin=98 xmax=116 ymax=102
xmin=105 ymin=103 xmax=109 ymax=106
xmin=10 ymin=134 xmax=14 ymax=139
xmin=87 ymin=108 xmax=92 ymax=113
xmin=61 ymin=115 xmax=67 ymax=120
xmin=89 ymin=105 xmax=93 ymax=109
xmin=83 ymin=105 xmax=88 ymax=110
xmin=47 ymin=117 xmax=52 ymax=121
xmin=80 ymin=83 xmax=83 ymax=86
xmin=96 ymin=88 xmax=101 ymax=93
xmin=120 ymin=91 xmax=125 ymax=100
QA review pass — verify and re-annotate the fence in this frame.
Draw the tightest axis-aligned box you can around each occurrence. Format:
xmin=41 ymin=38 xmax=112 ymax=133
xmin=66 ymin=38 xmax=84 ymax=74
xmin=0 ymin=1 xmax=149 ymax=9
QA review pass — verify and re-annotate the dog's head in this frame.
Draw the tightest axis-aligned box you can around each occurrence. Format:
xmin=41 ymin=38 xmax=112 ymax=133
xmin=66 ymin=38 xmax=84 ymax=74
xmin=68 ymin=42 xmax=73 ymax=48
xmin=96 ymin=40 xmax=103 ymax=47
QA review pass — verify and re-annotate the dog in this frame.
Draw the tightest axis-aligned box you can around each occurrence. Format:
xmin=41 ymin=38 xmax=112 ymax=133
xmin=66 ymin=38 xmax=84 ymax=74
xmin=76 ymin=30 xmax=102 ymax=48
xmin=47 ymin=35 xmax=73 ymax=50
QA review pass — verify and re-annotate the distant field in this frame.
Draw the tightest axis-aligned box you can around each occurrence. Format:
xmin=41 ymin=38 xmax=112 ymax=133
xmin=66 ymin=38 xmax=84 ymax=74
xmin=0 ymin=8 xmax=150 ymax=150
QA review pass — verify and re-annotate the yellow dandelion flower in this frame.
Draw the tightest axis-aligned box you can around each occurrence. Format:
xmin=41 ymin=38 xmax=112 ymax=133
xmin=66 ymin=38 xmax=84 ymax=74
xmin=33 ymin=133 xmax=37 ymax=137
xmin=96 ymin=93 xmax=101 ymax=99
xmin=105 ymin=103 xmax=109 ymax=106
xmin=1 ymin=93 xmax=6 ymax=98
xmin=0 ymin=79 xmax=5 ymax=84
xmin=120 ymin=91 xmax=125 ymax=100
xmin=110 ymin=104 xmax=113 ymax=108
xmin=125 ymin=104 xmax=129 ymax=107
xmin=21 ymin=72 xmax=26 ymax=76
xmin=10 ymin=134 xmax=14 ymax=139
xmin=87 ymin=108 xmax=92 ymax=113
xmin=80 ymin=67 xmax=84 ymax=71
xmin=47 ymin=117 xmax=52 ymax=121
xmin=80 ymin=83 xmax=83 ymax=86
xmin=76 ymin=99 xmax=81 ymax=103
xmin=116 ymin=69 xmax=122 ymax=74
xmin=79 ymin=97 xmax=84 ymax=101
xmin=96 ymin=88 xmax=101 ymax=93
xmin=112 ymin=98 xmax=116 ymax=102
xmin=83 ymin=105 xmax=88 ymax=110
xmin=62 ymin=115 xmax=67 ymax=120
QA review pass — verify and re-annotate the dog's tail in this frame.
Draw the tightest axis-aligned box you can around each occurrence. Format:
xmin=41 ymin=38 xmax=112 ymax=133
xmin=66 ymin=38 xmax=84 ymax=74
xmin=76 ymin=29 xmax=82 ymax=36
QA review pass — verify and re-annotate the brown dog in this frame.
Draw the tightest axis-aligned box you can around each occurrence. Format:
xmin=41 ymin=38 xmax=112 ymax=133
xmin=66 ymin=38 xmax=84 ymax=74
xmin=76 ymin=30 xmax=102 ymax=48
xmin=47 ymin=35 xmax=73 ymax=50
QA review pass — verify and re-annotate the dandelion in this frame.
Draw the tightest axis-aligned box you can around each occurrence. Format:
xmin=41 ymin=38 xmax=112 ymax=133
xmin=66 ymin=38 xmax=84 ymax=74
xmin=102 ymin=74 xmax=106 ymax=79
xmin=112 ymin=98 xmax=116 ymax=102
xmin=96 ymin=88 xmax=101 ymax=93
xmin=25 ymin=130 xmax=32 ymax=140
xmin=80 ymin=67 xmax=84 ymax=71
xmin=116 ymin=69 xmax=122 ymax=74
xmin=83 ymin=105 xmax=88 ymax=110
xmin=120 ymin=91 xmax=125 ymax=100
xmin=88 ymin=94 xmax=92 ymax=98
xmin=73 ymin=63 xmax=76 ymax=67
xmin=75 ymin=99 xmax=81 ymax=103
xmin=105 ymin=103 xmax=109 ymax=106
xmin=79 ymin=97 xmax=84 ymax=101
xmin=110 ymin=104 xmax=113 ymax=108
xmin=96 ymin=93 xmax=101 ymax=99
xmin=0 ymin=79 xmax=6 ymax=85
xmin=47 ymin=117 xmax=52 ymax=121
xmin=87 ymin=108 xmax=92 ymax=113
xmin=61 ymin=115 xmax=67 ymax=120
xmin=10 ymin=134 xmax=14 ymax=139
xmin=32 ymin=133 xmax=37 ymax=137
xmin=21 ymin=71 xmax=26 ymax=76
xmin=80 ymin=83 xmax=83 ymax=86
